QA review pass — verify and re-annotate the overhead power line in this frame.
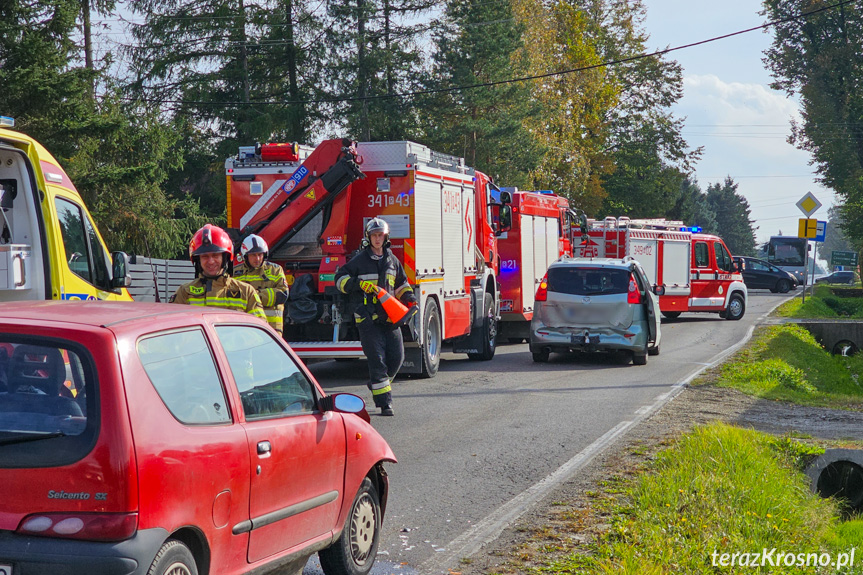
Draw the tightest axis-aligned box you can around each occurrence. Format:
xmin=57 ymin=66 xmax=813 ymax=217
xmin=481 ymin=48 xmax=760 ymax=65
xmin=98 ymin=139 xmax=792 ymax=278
xmin=119 ymin=0 xmax=857 ymax=108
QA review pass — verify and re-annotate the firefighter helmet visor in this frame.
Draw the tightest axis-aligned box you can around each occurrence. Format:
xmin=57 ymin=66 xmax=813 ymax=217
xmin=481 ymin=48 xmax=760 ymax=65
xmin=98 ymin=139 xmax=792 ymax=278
xmin=365 ymin=217 xmax=389 ymax=239
xmin=241 ymin=234 xmax=269 ymax=259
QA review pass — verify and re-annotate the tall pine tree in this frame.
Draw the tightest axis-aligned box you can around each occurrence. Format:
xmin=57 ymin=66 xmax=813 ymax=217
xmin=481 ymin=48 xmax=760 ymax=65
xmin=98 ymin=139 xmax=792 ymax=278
xmin=324 ymin=0 xmax=433 ymax=141
xmin=420 ymin=0 xmax=540 ymax=186
xmin=706 ymin=177 xmax=757 ymax=256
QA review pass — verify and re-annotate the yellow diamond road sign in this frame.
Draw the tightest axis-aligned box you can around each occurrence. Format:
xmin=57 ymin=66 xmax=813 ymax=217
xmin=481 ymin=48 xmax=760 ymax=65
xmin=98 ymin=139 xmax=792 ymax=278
xmin=796 ymin=192 xmax=822 ymax=217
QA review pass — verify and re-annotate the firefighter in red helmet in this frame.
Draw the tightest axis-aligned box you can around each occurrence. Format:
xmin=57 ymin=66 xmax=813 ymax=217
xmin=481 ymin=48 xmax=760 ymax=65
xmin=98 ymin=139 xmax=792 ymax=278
xmin=171 ymin=224 xmax=265 ymax=320
xmin=233 ymin=234 xmax=289 ymax=333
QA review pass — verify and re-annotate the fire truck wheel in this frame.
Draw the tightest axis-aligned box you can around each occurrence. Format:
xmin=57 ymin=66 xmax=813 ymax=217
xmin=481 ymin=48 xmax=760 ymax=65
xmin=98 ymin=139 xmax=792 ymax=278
xmin=661 ymin=311 xmax=681 ymax=320
xmin=419 ymin=298 xmax=441 ymax=378
xmin=468 ymin=293 xmax=497 ymax=361
xmin=725 ymin=293 xmax=745 ymax=321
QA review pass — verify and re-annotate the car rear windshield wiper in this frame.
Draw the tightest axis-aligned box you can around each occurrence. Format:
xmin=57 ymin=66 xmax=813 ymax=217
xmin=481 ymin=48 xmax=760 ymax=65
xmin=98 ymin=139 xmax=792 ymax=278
xmin=0 ymin=431 xmax=67 ymax=446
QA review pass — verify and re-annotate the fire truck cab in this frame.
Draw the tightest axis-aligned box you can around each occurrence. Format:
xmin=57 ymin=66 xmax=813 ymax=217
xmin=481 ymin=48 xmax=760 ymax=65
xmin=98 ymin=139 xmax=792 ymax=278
xmin=574 ymin=217 xmax=747 ymax=320
xmin=0 ymin=117 xmax=131 ymax=303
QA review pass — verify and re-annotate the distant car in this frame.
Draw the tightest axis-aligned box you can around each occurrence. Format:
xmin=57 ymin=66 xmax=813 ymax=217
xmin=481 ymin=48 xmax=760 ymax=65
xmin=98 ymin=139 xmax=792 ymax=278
xmin=815 ymin=270 xmax=856 ymax=285
xmin=529 ymin=257 xmax=661 ymax=365
xmin=0 ymin=301 xmax=395 ymax=575
xmin=733 ymin=256 xmax=798 ymax=293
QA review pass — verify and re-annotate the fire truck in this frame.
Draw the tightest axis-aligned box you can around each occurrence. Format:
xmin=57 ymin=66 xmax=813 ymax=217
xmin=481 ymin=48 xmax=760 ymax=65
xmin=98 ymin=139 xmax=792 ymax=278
xmin=572 ymin=217 xmax=747 ymax=320
xmin=0 ymin=117 xmax=132 ymax=303
xmin=496 ymin=189 xmax=575 ymax=342
xmin=226 ymin=140 xmax=512 ymax=377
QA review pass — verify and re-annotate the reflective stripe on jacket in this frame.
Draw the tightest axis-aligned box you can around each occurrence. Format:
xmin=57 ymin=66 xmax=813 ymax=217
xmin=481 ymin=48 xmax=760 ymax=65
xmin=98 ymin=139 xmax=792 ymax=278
xmin=234 ymin=261 xmax=289 ymax=332
xmin=171 ymin=275 xmax=266 ymax=320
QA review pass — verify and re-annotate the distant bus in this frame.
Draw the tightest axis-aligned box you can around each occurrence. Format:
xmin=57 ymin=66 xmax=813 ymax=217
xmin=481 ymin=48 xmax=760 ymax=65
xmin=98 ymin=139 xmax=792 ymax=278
xmin=767 ymin=235 xmax=808 ymax=285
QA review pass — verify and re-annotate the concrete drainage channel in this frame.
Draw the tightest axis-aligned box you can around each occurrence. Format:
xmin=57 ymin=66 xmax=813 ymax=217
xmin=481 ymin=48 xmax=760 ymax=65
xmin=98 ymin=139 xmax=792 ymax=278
xmin=807 ymin=450 xmax=863 ymax=513
xmin=794 ymin=320 xmax=863 ymax=356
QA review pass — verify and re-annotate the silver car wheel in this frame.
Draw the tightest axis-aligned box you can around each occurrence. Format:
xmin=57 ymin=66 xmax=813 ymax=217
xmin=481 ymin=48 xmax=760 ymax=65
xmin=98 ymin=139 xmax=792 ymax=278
xmin=350 ymin=492 xmax=377 ymax=564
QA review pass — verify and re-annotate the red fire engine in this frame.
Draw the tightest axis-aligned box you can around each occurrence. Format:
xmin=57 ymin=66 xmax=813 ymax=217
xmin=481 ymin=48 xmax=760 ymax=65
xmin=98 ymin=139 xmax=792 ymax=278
xmin=572 ymin=217 xmax=747 ymax=320
xmin=226 ymin=140 xmax=512 ymax=378
xmin=496 ymin=189 xmax=575 ymax=341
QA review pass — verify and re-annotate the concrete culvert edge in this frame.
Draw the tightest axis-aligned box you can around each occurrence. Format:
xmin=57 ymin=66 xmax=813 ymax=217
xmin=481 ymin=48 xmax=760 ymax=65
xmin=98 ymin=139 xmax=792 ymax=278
xmin=806 ymin=449 xmax=863 ymax=512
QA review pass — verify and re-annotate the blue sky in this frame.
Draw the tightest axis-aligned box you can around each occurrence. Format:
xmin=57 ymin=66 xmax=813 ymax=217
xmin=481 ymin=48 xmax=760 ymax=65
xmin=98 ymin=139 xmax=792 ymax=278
xmin=643 ymin=0 xmax=835 ymax=244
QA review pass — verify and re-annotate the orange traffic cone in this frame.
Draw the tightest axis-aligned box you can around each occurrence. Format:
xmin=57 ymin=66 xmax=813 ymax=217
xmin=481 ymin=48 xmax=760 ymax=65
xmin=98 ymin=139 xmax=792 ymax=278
xmin=375 ymin=286 xmax=418 ymax=327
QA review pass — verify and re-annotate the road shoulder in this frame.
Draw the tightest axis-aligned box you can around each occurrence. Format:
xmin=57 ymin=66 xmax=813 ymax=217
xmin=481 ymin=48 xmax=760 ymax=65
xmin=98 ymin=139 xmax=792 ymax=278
xmin=456 ymin=383 xmax=863 ymax=575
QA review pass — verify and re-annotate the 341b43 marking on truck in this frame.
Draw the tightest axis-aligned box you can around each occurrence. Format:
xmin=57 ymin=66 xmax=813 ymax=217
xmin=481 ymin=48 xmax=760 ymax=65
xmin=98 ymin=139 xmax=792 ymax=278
xmin=368 ymin=193 xmax=410 ymax=208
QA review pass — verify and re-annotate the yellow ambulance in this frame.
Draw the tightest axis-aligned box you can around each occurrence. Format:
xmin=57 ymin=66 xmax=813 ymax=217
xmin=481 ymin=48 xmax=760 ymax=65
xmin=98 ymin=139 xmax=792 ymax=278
xmin=0 ymin=116 xmax=132 ymax=302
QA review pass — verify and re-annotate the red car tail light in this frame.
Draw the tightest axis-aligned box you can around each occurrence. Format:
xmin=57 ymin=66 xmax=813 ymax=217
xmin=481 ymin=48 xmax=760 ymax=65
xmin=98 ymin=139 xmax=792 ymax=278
xmin=627 ymin=274 xmax=640 ymax=304
xmin=535 ymin=275 xmax=548 ymax=302
xmin=17 ymin=512 xmax=138 ymax=542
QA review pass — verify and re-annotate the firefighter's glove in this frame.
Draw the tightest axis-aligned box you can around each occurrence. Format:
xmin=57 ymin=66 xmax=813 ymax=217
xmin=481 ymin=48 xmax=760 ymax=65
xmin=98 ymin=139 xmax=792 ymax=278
xmin=360 ymin=280 xmax=378 ymax=294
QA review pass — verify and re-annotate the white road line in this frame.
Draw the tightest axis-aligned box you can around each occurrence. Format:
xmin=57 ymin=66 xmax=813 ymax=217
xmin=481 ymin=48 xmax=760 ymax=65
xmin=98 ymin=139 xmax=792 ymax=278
xmin=421 ymin=310 xmax=770 ymax=574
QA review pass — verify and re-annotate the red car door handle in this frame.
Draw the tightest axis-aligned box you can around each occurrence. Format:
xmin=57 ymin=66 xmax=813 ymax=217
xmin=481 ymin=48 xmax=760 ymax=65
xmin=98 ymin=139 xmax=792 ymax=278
xmin=257 ymin=441 xmax=271 ymax=455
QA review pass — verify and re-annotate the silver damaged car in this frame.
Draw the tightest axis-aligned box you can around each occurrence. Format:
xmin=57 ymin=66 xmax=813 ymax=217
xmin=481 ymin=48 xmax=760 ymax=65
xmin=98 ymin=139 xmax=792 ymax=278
xmin=529 ymin=257 xmax=662 ymax=365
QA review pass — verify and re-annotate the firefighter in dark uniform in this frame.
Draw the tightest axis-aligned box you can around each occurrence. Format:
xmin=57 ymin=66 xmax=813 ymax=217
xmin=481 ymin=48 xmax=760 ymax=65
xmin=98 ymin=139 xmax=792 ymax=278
xmin=335 ymin=218 xmax=416 ymax=416
xmin=233 ymin=234 xmax=289 ymax=333
xmin=171 ymin=224 xmax=266 ymax=320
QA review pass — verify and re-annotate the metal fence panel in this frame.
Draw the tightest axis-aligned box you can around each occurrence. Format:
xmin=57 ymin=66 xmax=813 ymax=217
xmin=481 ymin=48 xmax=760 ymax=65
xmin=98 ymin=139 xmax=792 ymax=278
xmin=128 ymin=256 xmax=194 ymax=302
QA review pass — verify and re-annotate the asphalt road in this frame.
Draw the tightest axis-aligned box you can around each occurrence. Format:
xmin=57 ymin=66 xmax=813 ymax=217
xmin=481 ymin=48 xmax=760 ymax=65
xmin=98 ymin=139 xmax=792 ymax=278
xmin=302 ymin=290 xmax=792 ymax=575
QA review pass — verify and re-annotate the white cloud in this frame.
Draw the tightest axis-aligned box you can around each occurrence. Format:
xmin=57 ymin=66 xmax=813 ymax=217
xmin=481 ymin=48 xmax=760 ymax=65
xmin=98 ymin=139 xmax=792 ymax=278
xmin=671 ymin=74 xmax=834 ymax=243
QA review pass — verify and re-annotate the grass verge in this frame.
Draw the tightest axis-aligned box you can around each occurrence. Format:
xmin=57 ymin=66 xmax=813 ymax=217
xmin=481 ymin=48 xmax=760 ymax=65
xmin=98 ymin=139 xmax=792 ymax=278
xmin=776 ymin=285 xmax=863 ymax=318
xmin=695 ymin=323 xmax=863 ymax=410
xmin=525 ymin=423 xmax=863 ymax=574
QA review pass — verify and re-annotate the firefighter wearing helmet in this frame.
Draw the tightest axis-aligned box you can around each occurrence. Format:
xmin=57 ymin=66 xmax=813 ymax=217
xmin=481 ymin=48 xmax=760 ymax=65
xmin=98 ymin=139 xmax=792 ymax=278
xmin=335 ymin=217 xmax=416 ymax=416
xmin=171 ymin=224 xmax=265 ymax=320
xmin=233 ymin=234 xmax=289 ymax=333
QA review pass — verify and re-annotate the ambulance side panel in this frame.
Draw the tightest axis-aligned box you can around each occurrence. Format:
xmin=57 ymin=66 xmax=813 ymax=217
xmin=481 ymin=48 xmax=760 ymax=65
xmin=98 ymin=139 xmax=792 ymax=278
xmin=0 ymin=142 xmax=48 ymax=300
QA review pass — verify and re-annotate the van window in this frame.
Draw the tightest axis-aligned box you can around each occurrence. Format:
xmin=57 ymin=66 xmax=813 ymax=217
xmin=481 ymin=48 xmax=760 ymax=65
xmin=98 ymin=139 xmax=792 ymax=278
xmin=714 ymin=242 xmax=733 ymax=272
xmin=138 ymin=329 xmax=231 ymax=425
xmin=0 ymin=339 xmax=97 ymax=468
xmin=694 ymin=242 xmax=709 ymax=267
xmin=216 ymin=325 xmax=316 ymax=419
xmin=546 ymin=267 xmax=629 ymax=296
xmin=55 ymin=197 xmax=111 ymax=290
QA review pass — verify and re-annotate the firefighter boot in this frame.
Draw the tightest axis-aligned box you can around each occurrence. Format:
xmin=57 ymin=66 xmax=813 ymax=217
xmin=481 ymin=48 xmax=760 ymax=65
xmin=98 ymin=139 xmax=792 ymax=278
xmin=381 ymin=402 xmax=394 ymax=416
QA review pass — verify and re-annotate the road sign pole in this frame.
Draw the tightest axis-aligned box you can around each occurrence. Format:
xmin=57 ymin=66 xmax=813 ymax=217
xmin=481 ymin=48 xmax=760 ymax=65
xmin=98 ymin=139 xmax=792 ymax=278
xmin=802 ymin=241 xmax=808 ymax=304
xmin=811 ymin=241 xmax=817 ymax=297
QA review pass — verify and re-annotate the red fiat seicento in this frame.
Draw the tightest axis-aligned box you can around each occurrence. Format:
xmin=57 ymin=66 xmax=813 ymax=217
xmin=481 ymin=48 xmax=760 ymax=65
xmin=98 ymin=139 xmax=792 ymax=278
xmin=0 ymin=301 xmax=395 ymax=575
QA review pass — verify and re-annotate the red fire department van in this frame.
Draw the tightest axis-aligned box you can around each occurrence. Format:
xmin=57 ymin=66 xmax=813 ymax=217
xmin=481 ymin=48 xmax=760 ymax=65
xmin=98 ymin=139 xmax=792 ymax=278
xmin=573 ymin=217 xmax=747 ymax=320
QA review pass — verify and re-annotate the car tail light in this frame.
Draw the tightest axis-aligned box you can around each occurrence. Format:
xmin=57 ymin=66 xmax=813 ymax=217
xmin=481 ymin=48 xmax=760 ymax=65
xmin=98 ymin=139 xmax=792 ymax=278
xmin=535 ymin=275 xmax=548 ymax=302
xmin=627 ymin=274 xmax=640 ymax=304
xmin=17 ymin=512 xmax=138 ymax=542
